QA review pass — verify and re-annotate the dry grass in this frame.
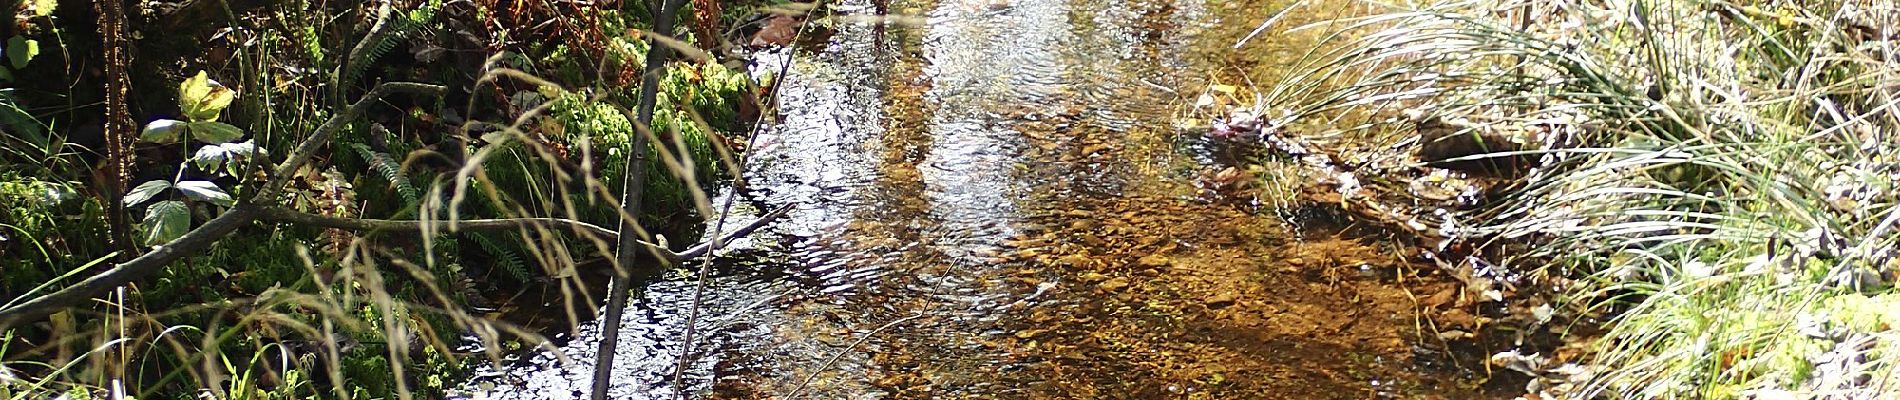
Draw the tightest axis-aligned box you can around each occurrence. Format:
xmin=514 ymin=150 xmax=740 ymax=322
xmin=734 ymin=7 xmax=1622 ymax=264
xmin=1269 ymin=0 xmax=1900 ymax=397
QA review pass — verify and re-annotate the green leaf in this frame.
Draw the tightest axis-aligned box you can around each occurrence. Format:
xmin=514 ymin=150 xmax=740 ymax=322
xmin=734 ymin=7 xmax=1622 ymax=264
xmin=6 ymin=36 xmax=38 ymax=70
xmin=30 ymin=0 xmax=56 ymax=17
xmin=193 ymin=140 xmax=259 ymax=176
xmin=124 ymin=180 xmax=171 ymax=207
xmin=188 ymin=121 xmax=245 ymax=143
xmin=140 ymin=200 xmax=191 ymax=246
xmin=175 ymin=180 xmax=234 ymax=207
xmin=179 ymin=71 xmax=235 ymax=121
xmin=179 ymin=72 xmax=211 ymax=109
xmin=140 ymin=119 xmax=187 ymax=143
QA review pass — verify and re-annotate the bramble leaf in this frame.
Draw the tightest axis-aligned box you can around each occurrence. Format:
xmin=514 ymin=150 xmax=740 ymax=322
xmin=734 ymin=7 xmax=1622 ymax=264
xmin=179 ymin=71 xmax=235 ymax=121
xmin=140 ymin=119 xmax=187 ymax=143
xmin=176 ymin=180 xmax=234 ymax=207
xmin=140 ymin=200 xmax=190 ymax=246
xmin=189 ymin=121 xmax=245 ymax=143
xmin=193 ymin=140 xmax=259 ymax=176
xmin=124 ymin=180 xmax=171 ymax=207
xmin=6 ymin=36 xmax=38 ymax=69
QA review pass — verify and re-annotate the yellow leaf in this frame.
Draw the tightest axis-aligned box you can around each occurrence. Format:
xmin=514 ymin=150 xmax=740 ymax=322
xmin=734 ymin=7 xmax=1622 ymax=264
xmin=1210 ymin=84 xmax=1238 ymax=94
xmin=180 ymin=71 xmax=212 ymax=107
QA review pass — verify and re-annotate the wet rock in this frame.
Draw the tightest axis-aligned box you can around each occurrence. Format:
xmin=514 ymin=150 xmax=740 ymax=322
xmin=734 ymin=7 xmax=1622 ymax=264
xmin=1411 ymin=113 xmax=1533 ymax=176
xmin=1137 ymin=254 xmax=1171 ymax=268
xmin=1079 ymin=272 xmax=1110 ymax=282
xmin=1422 ymin=287 xmax=1457 ymax=309
xmin=1098 ymin=277 xmax=1130 ymax=291
xmin=748 ymin=15 xmax=804 ymax=47
xmin=1059 ymin=253 xmax=1092 ymax=267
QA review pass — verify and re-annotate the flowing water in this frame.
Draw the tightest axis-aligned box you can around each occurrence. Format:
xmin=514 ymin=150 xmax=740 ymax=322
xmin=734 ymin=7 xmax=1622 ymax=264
xmin=463 ymin=0 xmax=1507 ymax=397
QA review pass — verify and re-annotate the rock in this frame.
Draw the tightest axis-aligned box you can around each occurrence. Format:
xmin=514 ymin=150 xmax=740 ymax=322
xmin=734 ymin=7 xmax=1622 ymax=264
xmin=1436 ymin=330 xmax=1472 ymax=341
xmin=1411 ymin=113 xmax=1533 ymax=176
xmin=1204 ymin=292 xmax=1238 ymax=309
xmin=1079 ymin=272 xmax=1110 ymax=282
xmin=1098 ymin=277 xmax=1130 ymax=291
xmin=1059 ymin=253 xmax=1091 ymax=267
xmin=748 ymin=15 xmax=803 ymax=47
xmin=1422 ymin=287 xmax=1457 ymax=308
xmin=1137 ymin=254 xmax=1171 ymax=268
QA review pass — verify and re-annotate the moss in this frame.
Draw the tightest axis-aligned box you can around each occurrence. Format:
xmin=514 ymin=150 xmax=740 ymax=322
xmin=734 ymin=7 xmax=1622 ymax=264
xmin=0 ymin=174 xmax=111 ymax=298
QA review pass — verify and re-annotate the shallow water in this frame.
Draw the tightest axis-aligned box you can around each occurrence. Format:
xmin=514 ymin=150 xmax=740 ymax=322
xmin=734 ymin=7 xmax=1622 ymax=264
xmin=462 ymin=0 xmax=1503 ymax=398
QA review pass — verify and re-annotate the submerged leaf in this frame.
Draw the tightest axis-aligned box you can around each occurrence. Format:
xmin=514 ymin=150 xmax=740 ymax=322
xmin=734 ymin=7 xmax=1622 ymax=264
xmin=141 ymin=200 xmax=190 ymax=246
xmin=176 ymin=180 xmax=234 ymax=207
xmin=124 ymin=180 xmax=171 ymax=207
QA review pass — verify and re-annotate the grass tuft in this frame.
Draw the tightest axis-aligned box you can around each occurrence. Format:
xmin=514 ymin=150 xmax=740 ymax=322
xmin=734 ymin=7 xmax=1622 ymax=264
xmin=1277 ymin=0 xmax=1900 ymax=397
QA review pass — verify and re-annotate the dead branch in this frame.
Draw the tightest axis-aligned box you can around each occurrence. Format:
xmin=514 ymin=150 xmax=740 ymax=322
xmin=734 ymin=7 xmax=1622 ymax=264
xmin=673 ymin=204 xmax=792 ymax=260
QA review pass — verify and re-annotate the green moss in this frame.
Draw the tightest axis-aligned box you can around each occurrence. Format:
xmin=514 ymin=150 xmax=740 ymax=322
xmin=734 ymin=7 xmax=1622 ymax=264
xmin=0 ymin=174 xmax=110 ymax=298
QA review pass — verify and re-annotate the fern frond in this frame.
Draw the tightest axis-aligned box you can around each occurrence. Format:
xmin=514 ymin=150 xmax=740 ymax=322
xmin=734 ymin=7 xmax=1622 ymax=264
xmin=469 ymin=233 xmax=532 ymax=283
xmin=341 ymin=0 xmax=441 ymax=85
xmin=348 ymin=143 xmax=421 ymax=204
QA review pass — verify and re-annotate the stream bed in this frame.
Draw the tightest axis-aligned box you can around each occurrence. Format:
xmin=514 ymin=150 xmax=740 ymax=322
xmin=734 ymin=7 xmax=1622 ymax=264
xmin=462 ymin=0 xmax=1508 ymax=397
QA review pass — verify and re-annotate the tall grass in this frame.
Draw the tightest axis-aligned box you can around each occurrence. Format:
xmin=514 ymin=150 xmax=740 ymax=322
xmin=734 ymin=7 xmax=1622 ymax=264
xmin=1280 ymin=0 xmax=1900 ymax=397
xmin=0 ymin=2 xmax=749 ymax=398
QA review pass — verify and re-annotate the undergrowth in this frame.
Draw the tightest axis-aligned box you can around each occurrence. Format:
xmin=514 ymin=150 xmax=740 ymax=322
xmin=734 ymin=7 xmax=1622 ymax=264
xmin=0 ymin=0 xmax=753 ymax=397
xmin=1281 ymin=0 xmax=1900 ymax=397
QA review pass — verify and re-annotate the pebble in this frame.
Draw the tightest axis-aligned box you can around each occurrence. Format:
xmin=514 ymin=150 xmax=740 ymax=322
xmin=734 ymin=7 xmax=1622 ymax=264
xmin=1138 ymin=254 xmax=1171 ymax=267
xmin=1098 ymin=277 xmax=1130 ymax=291
xmin=1203 ymin=292 xmax=1238 ymax=309
xmin=1059 ymin=253 xmax=1092 ymax=267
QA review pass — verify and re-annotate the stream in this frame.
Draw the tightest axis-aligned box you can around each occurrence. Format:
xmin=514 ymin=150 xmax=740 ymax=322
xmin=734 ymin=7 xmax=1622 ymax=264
xmin=462 ymin=0 xmax=1501 ymax=397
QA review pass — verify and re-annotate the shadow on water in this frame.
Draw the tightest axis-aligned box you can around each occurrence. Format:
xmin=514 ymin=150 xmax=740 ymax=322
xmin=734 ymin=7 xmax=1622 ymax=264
xmin=461 ymin=0 xmax=1521 ymax=398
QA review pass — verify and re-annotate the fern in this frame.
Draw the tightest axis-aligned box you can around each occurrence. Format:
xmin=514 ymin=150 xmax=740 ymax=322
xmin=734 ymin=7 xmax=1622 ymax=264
xmin=347 ymin=143 xmax=420 ymax=204
xmin=468 ymin=233 xmax=532 ymax=283
xmin=340 ymin=0 xmax=441 ymax=85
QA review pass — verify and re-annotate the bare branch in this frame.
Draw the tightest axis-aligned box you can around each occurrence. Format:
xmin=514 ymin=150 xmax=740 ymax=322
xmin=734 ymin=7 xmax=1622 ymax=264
xmin=674 ymin=204 xmax=792 ymax=260
xmin=259 ymin=82 xmax=447 ymax=202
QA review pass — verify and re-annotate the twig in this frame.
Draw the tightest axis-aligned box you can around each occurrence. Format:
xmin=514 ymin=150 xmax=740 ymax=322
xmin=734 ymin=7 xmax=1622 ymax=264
xmin=783 ymin=314 xmax=925 ymax=399
xmin=259 ymin=82 xmax=446 ymax=202
xmin=0 ymin=82 xmax=444 ymax=327
xmin=672 ymin=205 xmax=792 ymax=260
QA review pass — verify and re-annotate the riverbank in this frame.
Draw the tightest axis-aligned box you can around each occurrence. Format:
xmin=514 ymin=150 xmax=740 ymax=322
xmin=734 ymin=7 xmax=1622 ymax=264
xmin=1252 ymin=0 xmax=1900 ymax=398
